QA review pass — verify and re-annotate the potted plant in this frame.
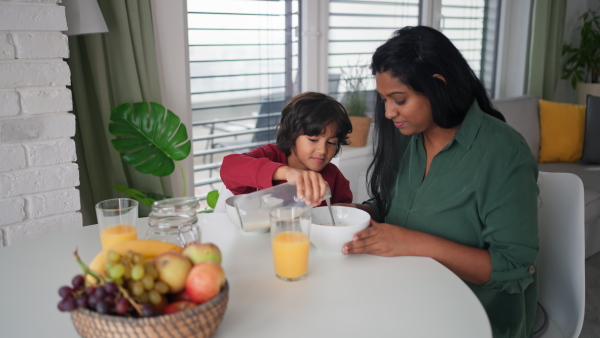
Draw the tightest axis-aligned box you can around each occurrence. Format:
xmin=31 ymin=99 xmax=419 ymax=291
xmin=562 ymin=8 xmax=600 ymax=104
xmin=109 ymin=102 xmax=218 ymax=212
xmin=340 ymin=62 xmax=372 ymax=147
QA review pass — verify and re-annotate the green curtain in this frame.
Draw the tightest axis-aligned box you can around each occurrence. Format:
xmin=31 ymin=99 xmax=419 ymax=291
xmin=526 ymin=0 xmax=567 ymax=100
xmin=69 ymin=0 xmax=170 ymax=225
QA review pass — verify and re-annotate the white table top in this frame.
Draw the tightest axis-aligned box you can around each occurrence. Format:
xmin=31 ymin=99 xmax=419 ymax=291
xmin=0 ymin=213 xmax=491 ymax=337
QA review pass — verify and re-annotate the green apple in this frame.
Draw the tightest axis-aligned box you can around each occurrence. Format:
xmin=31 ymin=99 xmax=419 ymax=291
xmin=183 ymin=243 xmax=222 ymax=265
xmin=154 ymin=252 xmax=193 ymax=293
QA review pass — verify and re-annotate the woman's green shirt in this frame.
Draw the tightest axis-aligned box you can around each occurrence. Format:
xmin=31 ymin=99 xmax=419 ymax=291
xmin=366 ymin=102 xmax=539 ymax=337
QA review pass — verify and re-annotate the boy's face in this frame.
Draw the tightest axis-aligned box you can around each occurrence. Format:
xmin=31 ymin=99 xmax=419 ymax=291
xmin=287 ymin=123 xmax=338 ymax=172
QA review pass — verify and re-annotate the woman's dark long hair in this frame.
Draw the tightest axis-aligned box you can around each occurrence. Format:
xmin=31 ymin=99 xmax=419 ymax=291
xmin=367 ymin=26 xmax=504 ymax=218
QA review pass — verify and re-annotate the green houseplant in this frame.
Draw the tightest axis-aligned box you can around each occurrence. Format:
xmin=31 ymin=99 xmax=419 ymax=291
xmin=562 ymin=8 xmax=600 ymax=103
xmin=109 ymin=102 xmax=218 ymax=211
xmin=340 ymin=62 xmax=369 ymax=117
xmin=340 ymin=62 xmax=372 ymax=147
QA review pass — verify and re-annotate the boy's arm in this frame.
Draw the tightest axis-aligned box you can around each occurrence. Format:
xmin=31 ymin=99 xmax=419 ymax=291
xmin=220 ymin=146 xmax=285 ymax=192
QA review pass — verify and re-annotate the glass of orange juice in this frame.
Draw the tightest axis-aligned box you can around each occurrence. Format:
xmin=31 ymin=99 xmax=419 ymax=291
xmin=270 ymin=206 xmax=311 ymax=281
xmin=95 ymin=198 xmax=139 ymax=250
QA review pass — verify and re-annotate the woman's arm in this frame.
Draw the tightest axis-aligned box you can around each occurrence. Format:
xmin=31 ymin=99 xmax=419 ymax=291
xmin=343 ymin=220 xmax=492 ymax=285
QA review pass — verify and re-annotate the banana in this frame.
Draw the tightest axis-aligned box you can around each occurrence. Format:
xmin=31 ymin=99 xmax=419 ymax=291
xmin=88 ymin=239 xmax=184 ymax=278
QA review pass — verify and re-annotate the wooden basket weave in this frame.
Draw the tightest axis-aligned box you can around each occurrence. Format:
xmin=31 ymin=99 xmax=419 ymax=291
xmin=71 ymin=282 xmax=229 ymax=338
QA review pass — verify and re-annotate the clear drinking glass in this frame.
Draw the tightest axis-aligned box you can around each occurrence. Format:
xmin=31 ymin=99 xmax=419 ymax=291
xmin=270 ymin=206 xmax=312 ymax=281
xmin=145 ymin=197 xmax=201 ymax=247
xmin=95 ymin=198 xmax=139 ymax=250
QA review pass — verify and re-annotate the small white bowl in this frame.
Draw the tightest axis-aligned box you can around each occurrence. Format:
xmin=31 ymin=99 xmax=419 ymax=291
xmin=225 ymin=195 xmax=242 ymax=227
xmin=310 ymin=206 xmax=370 ymax=255
xmin=225 ymin=195 xmax=269 ymax=234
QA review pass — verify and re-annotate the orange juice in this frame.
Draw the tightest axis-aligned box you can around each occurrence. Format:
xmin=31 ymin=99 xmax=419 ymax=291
xmin=272 ymin=231 xmax=310 ymax=280
xmin=100 ymin=224 xmax=137 ymax=249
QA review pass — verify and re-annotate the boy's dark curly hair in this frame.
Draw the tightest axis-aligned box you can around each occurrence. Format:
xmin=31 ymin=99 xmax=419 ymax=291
xmin=276 ymin=92 xmax=352 ymax=157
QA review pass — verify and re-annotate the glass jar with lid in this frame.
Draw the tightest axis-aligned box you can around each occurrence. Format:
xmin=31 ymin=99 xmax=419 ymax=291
xmin=145 ymin=197 xmax=201 ymax=247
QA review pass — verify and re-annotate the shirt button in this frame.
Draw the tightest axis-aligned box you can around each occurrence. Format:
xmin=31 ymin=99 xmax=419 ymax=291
xmin=528 ymin=266 xmax=536 ymax=274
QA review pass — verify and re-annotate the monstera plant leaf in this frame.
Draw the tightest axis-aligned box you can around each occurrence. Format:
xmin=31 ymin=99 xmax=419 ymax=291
xmin=109 ymin=102 xmax=191 ymax=177
xmin=110 ymin=185 xmax=160 ymax=207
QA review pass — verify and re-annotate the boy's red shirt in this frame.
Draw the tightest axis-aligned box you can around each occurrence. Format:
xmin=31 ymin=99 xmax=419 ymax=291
xmin=220 ymin=144 xmax=353 ymax=205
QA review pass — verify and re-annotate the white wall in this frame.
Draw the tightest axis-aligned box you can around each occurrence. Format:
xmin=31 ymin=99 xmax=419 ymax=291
xmin=0 ymin=0 xmax=81 ymax=247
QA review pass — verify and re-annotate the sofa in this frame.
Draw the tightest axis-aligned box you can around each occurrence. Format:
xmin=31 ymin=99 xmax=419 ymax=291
xmin=493 ymin=95 xmax=600 ymax=258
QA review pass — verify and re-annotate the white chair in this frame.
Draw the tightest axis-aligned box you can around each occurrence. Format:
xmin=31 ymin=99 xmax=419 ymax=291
xmin=536 ymin=171 xmax=585 ymax=338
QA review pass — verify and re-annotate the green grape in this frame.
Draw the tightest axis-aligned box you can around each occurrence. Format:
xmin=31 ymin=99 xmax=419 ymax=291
xmin=107 ymin=250 xmax=121 ymax=263
xmin=131 ymin=264 xmax=145 ymax=281
xmin=131 ymin=281 xmax=145 ymax=297
xmin=148 ymin=290 xmax=162 ymax=305
xmin=141 ymin=275 xmax=154 ymax=291
xmin=104 ymin=261 xmax=115 ymax=272
xmin=113 ymin=277 xmax=124 ymax=285
xmin=154 ymin=281 xmax=169 ymax=294
xmin=144 ymin=262 xmax=158 ymax=279
xmin=139 ymin=291 xmax=150 ymax=304
xmin=109 ymin=263 xmax=126 ymax=280
xmin=132 ymin=253 xmax=143 ymax=265
xmin=125 ymin=250 xmax=134 ymax=261
xmin=123 ymin=265 xmax=132 ymax=279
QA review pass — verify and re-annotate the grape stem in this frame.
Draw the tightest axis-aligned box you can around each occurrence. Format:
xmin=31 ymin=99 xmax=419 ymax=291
xmin=73 ymin=247 xmax=144 ymax=316
xmin=73 ymin=248 xmax=100 ymax=283
xmin=115 ymin=284 xmax=143 ymax=316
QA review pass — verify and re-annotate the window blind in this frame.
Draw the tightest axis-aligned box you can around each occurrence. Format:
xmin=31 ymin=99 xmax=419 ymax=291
xmin=328 ymin=0 xmax=421 ymax=101
xmin=188 ymin=0 xmax=300 ymax=200
xmin=440 ymin=0 xmax=500 ymax=94
xmin=329 ymin=0 xmax=500 ymax=103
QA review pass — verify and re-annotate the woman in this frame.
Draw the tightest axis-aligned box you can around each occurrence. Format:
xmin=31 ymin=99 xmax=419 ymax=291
xmin=342 ymin=26 xmax=539 ymax=337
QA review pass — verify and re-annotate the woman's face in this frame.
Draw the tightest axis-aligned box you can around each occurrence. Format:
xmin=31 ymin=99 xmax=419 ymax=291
xmin=287 ymin=123 xmax=338 ymax=172
xmin=375 ymin=71 xmax=437 ymax=135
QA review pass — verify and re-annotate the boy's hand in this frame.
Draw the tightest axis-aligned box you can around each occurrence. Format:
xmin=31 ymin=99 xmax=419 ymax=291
xmin=274 ymin=166 xmax=328 ymax=206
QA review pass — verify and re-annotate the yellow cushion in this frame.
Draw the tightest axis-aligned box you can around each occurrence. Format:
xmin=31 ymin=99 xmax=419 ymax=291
xmin=538 ymin=99 xmax=586 ymax=163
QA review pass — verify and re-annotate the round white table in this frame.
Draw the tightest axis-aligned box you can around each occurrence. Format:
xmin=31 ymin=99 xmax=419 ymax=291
xmin=0 ymin=213 xmax=491 ymax=337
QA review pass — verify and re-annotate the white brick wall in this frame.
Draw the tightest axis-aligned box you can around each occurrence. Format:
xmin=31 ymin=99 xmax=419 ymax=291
xmin=0 ymin=0 xmax=81 ymax=247
xmin=0 ymin=90 xmax=20 ymax=116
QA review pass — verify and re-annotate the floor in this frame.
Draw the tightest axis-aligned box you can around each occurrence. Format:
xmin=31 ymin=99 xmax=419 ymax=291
xmin=579 ymin=252 xmax=600 ymax=337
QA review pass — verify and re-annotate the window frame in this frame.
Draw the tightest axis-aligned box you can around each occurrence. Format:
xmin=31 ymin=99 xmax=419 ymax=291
xmin=151 ymin=0 xmax=528 ymax=200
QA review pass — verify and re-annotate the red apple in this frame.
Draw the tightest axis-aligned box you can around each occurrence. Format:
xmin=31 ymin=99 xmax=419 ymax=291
xmin=185 ymin=261 xmax=226 ymax=304
xmin=162 ymin=300 xmax=197 ymax=315
xmin=183 ymin=242 xmax=222 ymax=265
xmin=154 ymin=252 xmax=193 ymax=293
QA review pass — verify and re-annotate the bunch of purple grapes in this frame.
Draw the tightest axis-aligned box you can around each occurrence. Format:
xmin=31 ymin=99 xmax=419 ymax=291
xmin=57 ymin=274 xmax=142 ymax=316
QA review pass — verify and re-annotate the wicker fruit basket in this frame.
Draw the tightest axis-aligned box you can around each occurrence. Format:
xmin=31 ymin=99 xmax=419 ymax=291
xmin=71 ymin=282 xmax=229 ymax=338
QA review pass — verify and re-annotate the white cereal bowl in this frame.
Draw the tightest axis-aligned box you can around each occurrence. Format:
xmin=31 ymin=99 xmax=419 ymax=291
xmin=310 ymin=206 xmax=370 ymax=255
xmin=225 ymin=195 xmax=269 ymax=234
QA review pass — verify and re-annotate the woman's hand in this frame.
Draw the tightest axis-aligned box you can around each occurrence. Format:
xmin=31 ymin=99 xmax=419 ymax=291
xmin=343 ymin=219 xmax=493 ymax=285
xmin=274 ymin=166 xmax=328 ymax=206
xmin=343 ymin=219 xmax=416 ymax=256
